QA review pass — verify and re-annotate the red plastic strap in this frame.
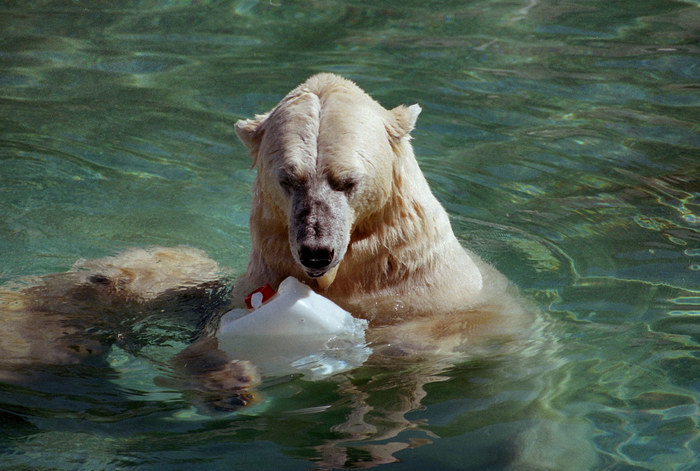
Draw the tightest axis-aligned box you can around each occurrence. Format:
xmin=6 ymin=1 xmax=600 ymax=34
xmin=245 ymin=284 xmax=276 ymax=309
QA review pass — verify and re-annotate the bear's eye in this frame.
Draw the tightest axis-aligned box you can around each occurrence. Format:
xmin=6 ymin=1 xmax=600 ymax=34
xmin=279 ymin=175 xmax=294 ymax=192
xmin=329 ymin=175 xmax=359 ymax=194
xmin=89 ymin=274 xmax=110 ymax=285
xmin=276 ymin=170 xmax=302 ymax=194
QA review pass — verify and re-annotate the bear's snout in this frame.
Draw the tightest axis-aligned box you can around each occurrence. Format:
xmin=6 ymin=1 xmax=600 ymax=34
xmin=289 ymin=180 xmax=351 ymax=280
xmin=298 ymin=245 xmax=334 ymax=275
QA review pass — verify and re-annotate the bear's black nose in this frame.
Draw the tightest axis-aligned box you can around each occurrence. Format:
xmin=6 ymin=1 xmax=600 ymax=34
xmin=299 ymin=246 xmax=334 ymax=271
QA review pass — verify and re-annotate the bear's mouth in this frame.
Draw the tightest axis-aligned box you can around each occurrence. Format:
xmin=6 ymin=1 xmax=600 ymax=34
xmin=298 ymin=246 xmax=341 ymax=289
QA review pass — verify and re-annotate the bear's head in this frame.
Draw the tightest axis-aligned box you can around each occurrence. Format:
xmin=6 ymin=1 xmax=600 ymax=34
xmin=71 ymin=246 xmax=223 ymax=302
xmin=235 ymin=73 xmax=421 ymax=288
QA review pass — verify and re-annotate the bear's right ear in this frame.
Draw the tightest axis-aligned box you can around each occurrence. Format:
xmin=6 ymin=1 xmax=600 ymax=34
xmin=234 ymin=114 xmax=267 ymax=150
xmin=387 ymin=103 xmax=421 ymax=140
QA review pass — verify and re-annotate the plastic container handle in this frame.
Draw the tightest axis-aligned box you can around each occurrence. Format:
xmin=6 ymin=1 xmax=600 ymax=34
xmin=245 ymin=284 xmax=276 ymax=309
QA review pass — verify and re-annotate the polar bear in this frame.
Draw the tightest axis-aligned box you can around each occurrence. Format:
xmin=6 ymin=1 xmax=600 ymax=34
xmin=227 ymin=73 xmax=527 ymax=353
xmin=0 ymin=246 xmax=238 ymax=383
xmin=2 ymin=73 xmax=526 ymax=409
xmin=209 ymin=74 xmax=583 ymax=466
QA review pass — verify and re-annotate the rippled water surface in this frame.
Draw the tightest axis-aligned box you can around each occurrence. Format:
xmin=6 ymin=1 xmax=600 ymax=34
xmin=1 ymin=1 xmax=698 ymax=469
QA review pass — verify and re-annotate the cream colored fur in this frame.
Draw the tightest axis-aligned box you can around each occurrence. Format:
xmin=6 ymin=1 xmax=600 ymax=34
xmin=233 ymin=73 xmax=527 ymax=352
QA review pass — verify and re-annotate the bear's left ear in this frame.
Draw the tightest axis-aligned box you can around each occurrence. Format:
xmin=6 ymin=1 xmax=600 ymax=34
xmin=387 ymin=103 xmax=421 ymax=140
xmin=234 ymin=114 xmax=267 ymax=150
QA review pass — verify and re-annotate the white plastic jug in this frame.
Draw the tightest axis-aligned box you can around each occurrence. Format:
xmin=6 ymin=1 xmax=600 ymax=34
xmin=217 ymin=277 xmax=371 ymax=379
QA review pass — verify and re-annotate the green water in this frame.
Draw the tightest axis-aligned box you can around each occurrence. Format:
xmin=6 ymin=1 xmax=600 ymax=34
xmin=1 ymin=0 xmax=698 ymax=469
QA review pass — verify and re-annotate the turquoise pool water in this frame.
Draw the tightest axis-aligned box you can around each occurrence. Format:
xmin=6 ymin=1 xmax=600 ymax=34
xmin=1 ymin=0 xmax=698 ymax=469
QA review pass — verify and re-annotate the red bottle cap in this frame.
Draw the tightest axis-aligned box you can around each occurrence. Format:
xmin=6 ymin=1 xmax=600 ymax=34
xmin=245 ymin=284 xmax=276 ymax=309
